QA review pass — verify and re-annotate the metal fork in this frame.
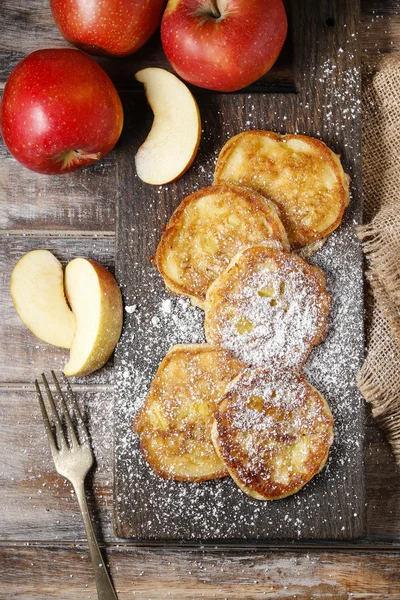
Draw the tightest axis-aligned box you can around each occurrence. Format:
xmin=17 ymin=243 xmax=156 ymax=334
xmin=35 ymin=371 xmax=118 ymax=600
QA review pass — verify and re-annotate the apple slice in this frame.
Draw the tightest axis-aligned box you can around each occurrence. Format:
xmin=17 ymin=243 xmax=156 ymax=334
xmin=10 ymin=249 xmax=75 ymax=349
xmin=135 ymin=67 xmax=201 ymax=185
xmin=63 ymin=258 xmax=123 ymax=377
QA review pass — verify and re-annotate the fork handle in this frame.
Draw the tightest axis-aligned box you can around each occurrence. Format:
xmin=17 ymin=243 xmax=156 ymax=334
xmin=73 ymin=480 xmax=118 ymax=600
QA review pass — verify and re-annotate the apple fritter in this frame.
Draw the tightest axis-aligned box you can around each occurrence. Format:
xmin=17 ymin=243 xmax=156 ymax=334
xmin=214 ymin=131 xmax=350 ymax=250
xmin=133 ymin=344 xmax=244 ymax=482
xmin=155 ymin=184 xmax=289 ymax=308
xmin=212 ymin=368 xmax=334 ymax=500
xmin=204 ymin=244 xmax=330 ymax=369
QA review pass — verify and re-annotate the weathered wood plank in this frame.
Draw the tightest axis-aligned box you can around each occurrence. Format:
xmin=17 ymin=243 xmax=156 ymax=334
xmin=4 ymin=388 xmax=120 ymax=542
xmin=1 ymin=545 xmax=400 ymax=599
xmin=1 ymin=390 xmax=399 ymax=544
xmin=0 ymin=390 xmax=115 ymax=543
xmin=0 ymin=143 xmax=117 ymax=233
xmin=0 ymin=0 xmax=398 ymax=561
xmin=362 ymin=0 xmax=400 ymax=15
xmin=366 ymin=415 xmax=400 ymax=544
xmin=361 ymin=12 xmax=400 ymax=54
xmin=0 ymin=0 xmax=65 ymax=55
xmin=0 ymin=237 xmax=115 ymax=385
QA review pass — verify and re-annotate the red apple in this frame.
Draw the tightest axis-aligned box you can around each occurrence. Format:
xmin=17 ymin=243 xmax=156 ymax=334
xmin=161 ymin=0 xmax=287 ymax=92
xmin=50 ymin=0 xmax=167 ymax=57
xmin=0 ymin=49 xmax=123 ymax=174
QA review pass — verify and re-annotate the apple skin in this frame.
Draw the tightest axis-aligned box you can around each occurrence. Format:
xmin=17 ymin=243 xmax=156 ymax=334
xmin=0 ymin=49 xmax=124 ymax=174
xmin=50 ymin=0 xmax=167 ymax=57
xmin=161 ymin=0 xmax=287 ymax=92
xmin=64 ymin=258 xmax=123 ymax=377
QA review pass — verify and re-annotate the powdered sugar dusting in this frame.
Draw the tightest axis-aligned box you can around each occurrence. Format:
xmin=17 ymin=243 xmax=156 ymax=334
xmin=114 ymin=214 xmax=365 ymax=540
xmin=205 ymin=248 xmax=329 ymax=369
xmin=216 ymin=369 xmax=334 ymax=496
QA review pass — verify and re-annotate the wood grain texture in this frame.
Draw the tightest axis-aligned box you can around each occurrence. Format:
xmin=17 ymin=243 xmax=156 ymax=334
xmin=0 ymin=143 xmax=117 ymax=233
xmin=114 ymin=0 xmax=366 ymax=541
xmin=361 ymin=12 xmax=400 ymax=54
xmin=1 ymin=545 xmax=400 ymax=599
xmin=366 ymin=414 xmax=400 ymax=544
xmin=363 ymin=0 xmax=400 ymax=15
xmin=0 ymin=237 xmax=115 ymax=385
xmin=0 ymin=390 xmax=114 ymax=543
xmin=0 ymin=391 xmax=399 ymax=544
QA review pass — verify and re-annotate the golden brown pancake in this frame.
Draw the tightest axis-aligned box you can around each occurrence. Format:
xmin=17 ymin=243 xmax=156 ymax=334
xmin=212 ymin=368 xmax=334 ymax=500
xmin=155 ymin=184 xmax=289 ymax=308
xmin=214 ymin=131 xmax=350 ymax=250
xmin=134 ymin=343 xmax=244 ymax=482
xmin=204 ymin=244 xmax=330 ymax=369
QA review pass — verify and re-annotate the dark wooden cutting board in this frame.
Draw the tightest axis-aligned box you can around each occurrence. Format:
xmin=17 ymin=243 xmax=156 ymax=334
xmin=114 ymin=0 xmax=365 ymax=541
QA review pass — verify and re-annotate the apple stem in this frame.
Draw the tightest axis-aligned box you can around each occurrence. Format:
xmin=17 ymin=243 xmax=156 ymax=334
xmin=194 ymin=0 xmax=223 ymax=20
xmin=209 ymin=0 xmax=221 ymax=19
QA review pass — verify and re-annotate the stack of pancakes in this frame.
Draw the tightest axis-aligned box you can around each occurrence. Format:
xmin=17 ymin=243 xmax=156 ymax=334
xmin=134 ymin=131 xmax=348 ymax=500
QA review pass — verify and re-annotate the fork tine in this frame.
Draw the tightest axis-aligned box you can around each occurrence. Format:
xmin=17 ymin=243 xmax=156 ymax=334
xmin=57 ymin=371 xmax=90 ymax=442
xmin=41 ymin=373 xmax=67 ymax=450
xmin=51 ymin=371 xmax=79 ymax=448
xmin=35 ymin=379 xmax=58 ymax=457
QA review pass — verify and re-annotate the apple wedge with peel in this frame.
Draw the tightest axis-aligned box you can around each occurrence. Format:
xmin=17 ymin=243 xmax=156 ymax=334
xmin=63 ymin=258 xmax=123 ymax=377
xmin=135 ymin=67 xmax=201 ymax=185
xmin=10 ymin=249 xmax=75 ymax=349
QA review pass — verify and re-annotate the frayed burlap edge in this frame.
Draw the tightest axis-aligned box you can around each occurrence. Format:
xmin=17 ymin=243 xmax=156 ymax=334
xmin=357 ymin=212 xmax=400 ymax=464
xmin=368 ymin=275 xmax=400 ymax=348
xmin=357 ymin=301 xmax=400 ymax=458
xmin=357 ymin=205 xmax=400 ymax=321
xmin=356 ymin=280 xmax=400 ymax=460
xmin=357 ymin=363 xmax=400 ymax=454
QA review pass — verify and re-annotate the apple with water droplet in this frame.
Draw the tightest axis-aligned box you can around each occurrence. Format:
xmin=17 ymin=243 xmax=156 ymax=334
xmin=50 ymin=0 xmax=167 ymax=57
xmin=161 ymin=0 xmax=288 ymax=92
xmin=0 ymin=49 xmax=123 ymax=174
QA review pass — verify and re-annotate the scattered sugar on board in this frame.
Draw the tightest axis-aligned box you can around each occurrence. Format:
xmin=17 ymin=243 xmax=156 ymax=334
xmin=114 ymin=210 xmax=364 ymax=539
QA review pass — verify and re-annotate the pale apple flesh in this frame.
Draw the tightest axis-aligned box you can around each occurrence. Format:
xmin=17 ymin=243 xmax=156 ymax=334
xmin=63 ymin=258 xmax=123 ymax=377
xmin=135 ymin=67 xmax=201 ymax=185
xmin=10 ymin=249 xmax=75 ymax=349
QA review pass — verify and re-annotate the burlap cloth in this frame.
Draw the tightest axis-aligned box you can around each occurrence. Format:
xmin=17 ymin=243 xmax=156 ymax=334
xmin=357 ymin=52 xmax=400 ymax=463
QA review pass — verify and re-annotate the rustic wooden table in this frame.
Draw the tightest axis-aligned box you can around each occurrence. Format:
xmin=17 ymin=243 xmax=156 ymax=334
xmin=1 ymin=1 xmax=400 ymax=598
